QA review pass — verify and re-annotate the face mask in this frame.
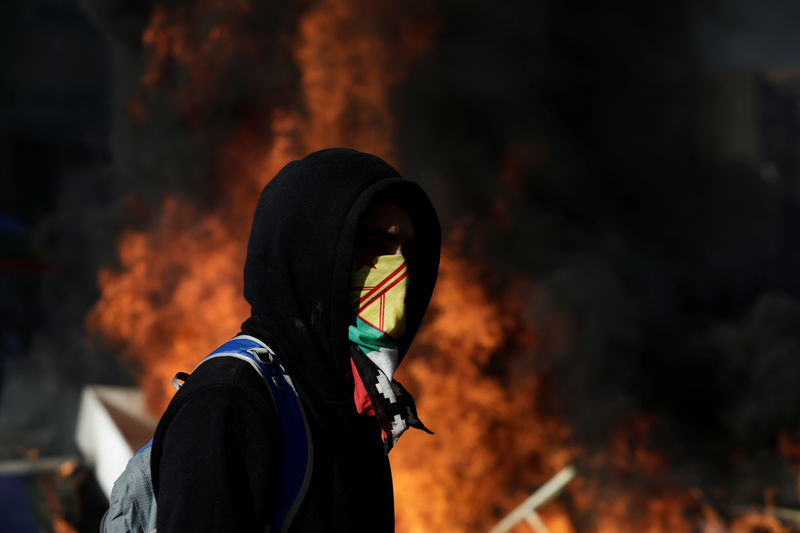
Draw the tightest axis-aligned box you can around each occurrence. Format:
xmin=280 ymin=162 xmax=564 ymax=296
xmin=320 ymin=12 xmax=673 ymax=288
xmin=348 ymin=254 xmax=430 ymax=453
xmin=349 ymin=253 xmax=408 ymax=346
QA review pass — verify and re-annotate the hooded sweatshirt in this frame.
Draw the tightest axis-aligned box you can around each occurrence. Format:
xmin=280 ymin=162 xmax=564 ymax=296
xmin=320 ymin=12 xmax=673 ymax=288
xmin=151 ymin=148 xmax=441 ymax=533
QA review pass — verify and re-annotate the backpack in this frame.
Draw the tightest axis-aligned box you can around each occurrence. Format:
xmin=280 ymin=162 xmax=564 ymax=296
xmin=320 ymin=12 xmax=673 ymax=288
xmin=100 ymin=335 xmax=313 ymax=533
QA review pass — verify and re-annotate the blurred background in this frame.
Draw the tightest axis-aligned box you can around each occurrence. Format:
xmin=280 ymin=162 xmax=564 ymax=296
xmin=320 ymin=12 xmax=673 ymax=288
xmin=4 ymin=0 xmax=800 ymax=531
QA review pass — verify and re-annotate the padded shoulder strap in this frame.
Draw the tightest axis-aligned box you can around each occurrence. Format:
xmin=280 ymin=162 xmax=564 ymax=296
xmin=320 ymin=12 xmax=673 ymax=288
xmin=197 ymin=335 xmax=314 ymax=533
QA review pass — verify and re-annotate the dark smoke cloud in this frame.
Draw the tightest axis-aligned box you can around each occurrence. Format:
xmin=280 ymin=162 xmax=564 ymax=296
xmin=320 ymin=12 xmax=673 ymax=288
xmin=80 ymin=0 xmax=304 ymax=214
xmin=691 ymin=0 xmax=800 ymax=69
xmin=1 ymin=0 xmax=307 ymax=458
xmin=397 ymin=0 xmax=800 ymax=506
xmin=0 ymin=0 xmax=127 ymax=457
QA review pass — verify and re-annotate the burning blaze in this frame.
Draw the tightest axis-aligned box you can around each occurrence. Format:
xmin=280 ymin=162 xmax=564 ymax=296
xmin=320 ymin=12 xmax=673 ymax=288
xmin=88 ymin=200 xmax=249 ymax=412
xmin=293 ymin=0 xmax=436 ymax=159
xmin=87 ymin=1 xmax=800 ymax=532
xmin=392 ymin=252 xmax=574 ymax=533
xmin=90 ymin=0 xmax=437 ymax=413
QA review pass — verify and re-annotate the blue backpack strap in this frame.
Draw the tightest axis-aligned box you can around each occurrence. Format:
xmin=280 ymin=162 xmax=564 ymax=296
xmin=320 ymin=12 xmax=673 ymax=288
xmin=198 ymin=335 xmax=313 ymax=533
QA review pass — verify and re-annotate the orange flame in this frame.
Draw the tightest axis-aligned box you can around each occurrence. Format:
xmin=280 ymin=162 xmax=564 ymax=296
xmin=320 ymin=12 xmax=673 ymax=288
xmin=393 ymin=251 xmax=574 ymax=533
xmin=90 ymin=0 xmax=437 ymax=410
xmin=51 ymin=518 xmax=78 ymax=533
xmin=88 ymin=199 xmax=249 ymax=412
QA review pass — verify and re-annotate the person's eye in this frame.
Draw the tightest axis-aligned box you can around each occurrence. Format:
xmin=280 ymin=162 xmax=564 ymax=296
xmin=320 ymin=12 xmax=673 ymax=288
xmin=355 ymin=239 xmax=383 ymax=256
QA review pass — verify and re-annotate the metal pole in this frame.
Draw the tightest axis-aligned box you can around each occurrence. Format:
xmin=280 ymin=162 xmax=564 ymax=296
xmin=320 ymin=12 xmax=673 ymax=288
xmin=487 ymin=465 xmax=576 ymax=533
xmin=523 ymin=510 xmax=551 ymax=533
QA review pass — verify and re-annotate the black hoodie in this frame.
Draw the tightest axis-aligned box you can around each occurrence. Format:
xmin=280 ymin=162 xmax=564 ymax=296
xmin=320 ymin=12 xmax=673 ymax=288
xmin=151 ymin=149 xmax=441 ymax=533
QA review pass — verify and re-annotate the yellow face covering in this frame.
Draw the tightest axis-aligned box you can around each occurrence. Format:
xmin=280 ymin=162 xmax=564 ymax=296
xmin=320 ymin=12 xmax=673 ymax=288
xmin=350 ymin=254 xmax=408 ymax=340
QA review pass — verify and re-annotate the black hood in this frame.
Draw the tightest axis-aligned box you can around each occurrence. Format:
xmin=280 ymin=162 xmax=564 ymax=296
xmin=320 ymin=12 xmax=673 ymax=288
xmin=241 ymin=148 xmax=440 ymax=418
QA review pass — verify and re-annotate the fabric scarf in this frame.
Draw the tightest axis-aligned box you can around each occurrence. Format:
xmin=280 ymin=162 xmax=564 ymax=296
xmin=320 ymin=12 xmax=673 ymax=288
xmin=349 ymin=254 xmax=431 ymax=452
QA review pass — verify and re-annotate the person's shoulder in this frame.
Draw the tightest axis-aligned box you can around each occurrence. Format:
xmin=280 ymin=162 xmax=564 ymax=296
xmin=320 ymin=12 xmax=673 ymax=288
xmin=182 ymin=356 xmax=257 ymax=388
xmin=167 ymin=355 xmax=276 ymax=418
xmin=150 ymin=352 xmax=280 ymax=500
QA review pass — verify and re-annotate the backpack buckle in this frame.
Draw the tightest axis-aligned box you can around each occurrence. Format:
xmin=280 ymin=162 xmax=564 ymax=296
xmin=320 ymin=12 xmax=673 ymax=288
xmin=247 ymin=346 xmax=275 ymax=365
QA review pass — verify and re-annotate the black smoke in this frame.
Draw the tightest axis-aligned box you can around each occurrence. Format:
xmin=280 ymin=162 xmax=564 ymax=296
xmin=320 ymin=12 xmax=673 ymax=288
xmin=397 ymin=0 xmax=800 ymax=509
xmin=0 ymin=0 xmax=123 ymax=458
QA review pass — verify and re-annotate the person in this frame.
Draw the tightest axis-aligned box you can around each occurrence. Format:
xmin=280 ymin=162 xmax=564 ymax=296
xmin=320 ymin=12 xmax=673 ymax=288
xmin=150 ymin=148 xmax=441 ymax=532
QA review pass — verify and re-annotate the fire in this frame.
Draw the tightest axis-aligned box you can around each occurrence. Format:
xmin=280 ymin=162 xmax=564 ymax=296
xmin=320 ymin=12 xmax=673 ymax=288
xmin=40 ymin=474 xmax=79 ymax=533
xmin=729 ymin=514 xmax=790 ymax=533
xmin=89 ymin=0 xmax=437 ymax=411
xmin=87 ymin=1 xmax=799 ymax=532
xmin=56 ymin=459 xmax=78 ymax=479
xmin=51 ymin=518 xmax=78 ymax=533
xmin=294 ymin=0 xmax=436 ymax=159
xmin=393 ymin=251 xmax=574 ymax=533
xmin=87 ymin=199 xmax=249 ymax=412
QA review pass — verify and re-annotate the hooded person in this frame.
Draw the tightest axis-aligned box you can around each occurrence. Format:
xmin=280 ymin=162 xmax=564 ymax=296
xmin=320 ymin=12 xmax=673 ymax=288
xmin=150 ymin=148 xmax=441 ymax=532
